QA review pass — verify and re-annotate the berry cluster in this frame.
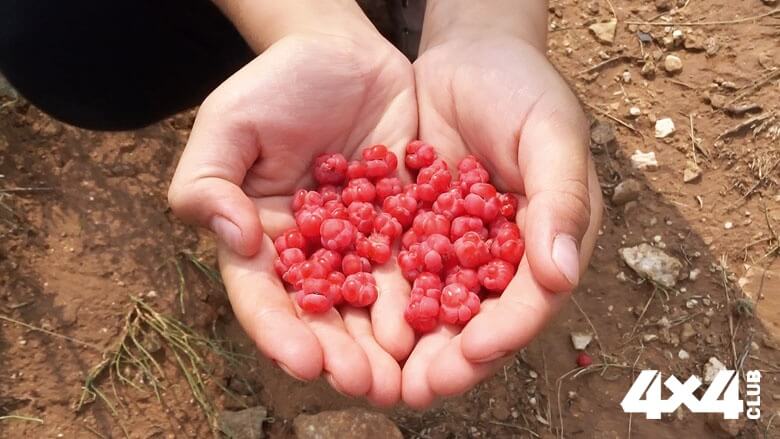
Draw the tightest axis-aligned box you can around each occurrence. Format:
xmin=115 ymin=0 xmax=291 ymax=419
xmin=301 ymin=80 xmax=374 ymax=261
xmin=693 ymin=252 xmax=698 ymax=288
xmin=273 ymin=142 xmax=525 ymax=334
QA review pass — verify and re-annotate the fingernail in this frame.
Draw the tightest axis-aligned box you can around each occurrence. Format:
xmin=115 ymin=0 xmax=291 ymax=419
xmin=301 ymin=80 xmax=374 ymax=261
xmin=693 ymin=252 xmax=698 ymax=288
xmin=552 ymin=234 xmax=580 ymax=286
xmin=474 ymin=350 xmax=507 ymax=363
xmin=324 ymin=372 xmax=348 ymax=396
xmin=276 ymin=361 xmax=306 ymax=382
xmin=210 ymin=215 xmax=242 ymax=251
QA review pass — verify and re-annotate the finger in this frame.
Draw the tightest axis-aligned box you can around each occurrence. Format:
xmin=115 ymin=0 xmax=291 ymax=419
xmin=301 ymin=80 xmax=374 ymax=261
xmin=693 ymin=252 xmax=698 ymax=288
xmin=519 ymin=95 xmax=591 ymax=292
xmin=427 ymin=334 xmax=510 ymax=397
xmin=371 ymin=261 xmax=415 ymax=361
xmin=342 ymin=308 xmax=402 ymax=407
xmin=295 ymin=301 xmax=373 ymax=397
xmin=460 ymin=163 xmax=603 ymax=362
xmin=217 ymin=237 xmax=322 ymax=380
xmin=253 ymin=196 xmax=295 ymax=238
xmin=401 ymin=325 xmax=458 ymax=409
xmin=169 ymin=103 xmax=263 ymax=256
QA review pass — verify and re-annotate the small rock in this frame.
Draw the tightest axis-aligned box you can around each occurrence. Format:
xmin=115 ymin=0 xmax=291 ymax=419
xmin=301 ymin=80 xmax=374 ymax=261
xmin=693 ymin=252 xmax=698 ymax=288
xmin=590 ymin=120 xmax=616 ymax=145
xmin=725 ymin=102 xmax=762 ymax=116
xmin=708 ymin=93 xmax=727 ymax=109
xmin=703 ymin=357 xmax=727 ymax=384
xmin=219 ymin=406 xmax=268 ymax=439
xmin=628 ymin=106 xmax=641 ymax=117
xmin=655 ymin=0 xmax=672 ymax=11
xmin=655 ymin=118 xmax=676 ymax=138
xmin=724 ymin=221 xmax=733 ymax=230
xmin=630 ymin=150 xmax=658 ymax=171
xmin=680 ymin=323 xmax=696 ymax=342
xmin=683 ymin=161 xmax=702 ymax=183
xmin=571 ymin=332 xmax=594 ymax=350
xmin=672 ymin=29 xmax=685 ymax=45
xmin=643 ymin=334 xmax=658 ymax=342
xmin=621 ymin=70 xmax=632 ymax=83
xmin=641 ymin=60 xmax=656 ymax=78
xmin=294 ymin=409 xmax=402 ymax=439
xmin=588 ymin=19 xmax=618 ymax=45
xmin=612 ymin=178 xmax=643 ymax=205
xmin=619 ymin=243 xmax=683 ymax=288
xmin=704 ymin=37 xmax=720 ymax=57
xmin=492 ymin=403 xmax=511 ymax=421
xmin=683 ymin=34 xmax=705 ymax=51
xmin=678 ymin=349 xmax=690 ymax=360
xmin=761 ymin=0 xmax=777 ymax=5
xmin=689 ymin=268 xmax=701 ymax=281
xmin=664 ymin=55 xmax=683 ymax=74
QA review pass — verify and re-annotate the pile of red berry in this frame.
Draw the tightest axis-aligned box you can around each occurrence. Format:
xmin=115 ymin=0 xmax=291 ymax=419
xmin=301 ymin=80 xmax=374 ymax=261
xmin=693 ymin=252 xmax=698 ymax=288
xmin=274 ymin=142 xmax=525 ymax=334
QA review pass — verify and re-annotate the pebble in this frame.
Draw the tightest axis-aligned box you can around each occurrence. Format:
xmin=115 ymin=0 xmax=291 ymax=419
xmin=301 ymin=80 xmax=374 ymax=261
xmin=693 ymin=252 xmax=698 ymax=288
xmin=704 ymin=37 xmax=720 ymax=57
xmin=683 ymin=160 xmax=702 ymax=183
xmin=294 ymin=409 xmax=402 ymax=439
xmin=655 ymin=118 xmax=676 ymax=138
xmin=628 ymin=106 xmax=641 ymax=117
xmin=571 ymin=332 xmax=594 ymax=350
xmin=622 ymin=70 xmax=632 ymax=83
xmin=724 ymin=221 xmax=733 ymax=230
xmin=218 ymin=406 xmax=268 ymax=439
xmin=630 ymin=150 xmax=658 ymax=171
xmin=612 ymin=178 xmax=643 ymax=205
xmin=643 ymin=334 xmax=658 ymax=342
xmin=590 ymin=120 xmax=616 ymax=145
xmin=619 ymin=243 xmax=683 ymax=288
xmin=641 ymin=60 xmax=656 ymax=78
xmin=588 ymin=19 xmax=617 ymax=44
xmin=703 ymin=357 xmax=727 ymax=384
xmin=678 ymin=349 xmax=690 ymax=360
xmin=664 ymin=55 xmax=683 ymax=73
xmin=680 ymin=323 xmax=696 ymax=342
xmin=689 ymin=268 xmax=701 ymax=281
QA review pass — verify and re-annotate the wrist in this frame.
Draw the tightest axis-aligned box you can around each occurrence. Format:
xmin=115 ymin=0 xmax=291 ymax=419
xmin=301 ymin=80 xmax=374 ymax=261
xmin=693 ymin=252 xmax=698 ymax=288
xmin=419 ymin=0 xmax=549 ymax=54
xmin=213 ymin=0 xmax=382 ymax=52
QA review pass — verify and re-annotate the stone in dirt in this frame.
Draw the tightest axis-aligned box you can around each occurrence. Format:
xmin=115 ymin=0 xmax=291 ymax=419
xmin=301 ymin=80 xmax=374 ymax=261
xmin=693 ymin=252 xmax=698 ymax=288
xmin=664 ymin=55 xmax=683 ymax=74
xmin=294 ymin=408 xmax=402 ymax=439
xmin=704 ymin=37 xmax=720 ymax=57
xmin=619 ymin=243 xmax=683 ymax=288
xmin=571 ymin=332 xmax=594 ymax=350
xmin=655 ymin=118 xmax=676 ymax=138
xmin=703 ymin=357 xmax=727 ymax=384
xmin=219 ymin=406 xmax=268 ymax=439
xmin=739 ymin=260 xmax=780 ymax=342
xmin=683 ymin=160 xmax=702 ymax=183
xmin=630 ymin=150 xmax=658 ymax=171
xmin=590 ymin=120 xmax=616 ymax=145
xmin=612 ymin=178 xmax=643 ymax=205
xmin=680 ymin=322 xmax=696 ymax=342
xmin=588 ymin=19 xmax=617 ymax=44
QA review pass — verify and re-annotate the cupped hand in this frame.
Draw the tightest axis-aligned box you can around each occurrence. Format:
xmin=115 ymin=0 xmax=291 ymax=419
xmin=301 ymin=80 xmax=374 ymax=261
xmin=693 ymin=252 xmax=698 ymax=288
xmin=167 ymin=33 xmax=417 ymax=406
xmin=404 ymin=35 xmax=604 ymax=407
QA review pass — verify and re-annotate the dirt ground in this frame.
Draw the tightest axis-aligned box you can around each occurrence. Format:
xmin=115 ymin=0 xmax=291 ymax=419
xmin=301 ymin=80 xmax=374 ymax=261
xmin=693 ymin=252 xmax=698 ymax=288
xmin=1 ymin=1 xmax=779 ymax=438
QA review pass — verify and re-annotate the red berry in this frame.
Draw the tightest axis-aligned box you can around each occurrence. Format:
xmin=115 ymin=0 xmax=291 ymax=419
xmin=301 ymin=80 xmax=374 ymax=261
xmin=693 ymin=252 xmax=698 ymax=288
xmin=284 ymin=260 xmax=328 ymax=289
xmin=576 ymin=351 xmax=593 ymax=368
xmin=296 ymin=290 xmax=332 ymax=313
xmin=404 ymin=294 xmax=440 ymax=333
xmin=356 ymin=233 xmax=392 ymax=265
xmin=439 ymin=283 xmax=480 ymax=325
xmin=457 ymin=155 xmax=490 ymax=193
xmin=453 ymin=231 xmax=491 ymax=268
xmin=296 ymin=207 xmax=326 ymax=238
xmin=347 ymin=159 xmax=367 ymax=179
xmin=412 ymin=211 xmax=451 ymax=238
xmin=457 ymin=155 xmax=486 ymax=174
xmin=302 ymin=277 xmax=341 ymax=304
xmin=477 ymin=259 xmax=516 ymax=292
xmin=383 ymin=193 xmax=418 ymax=227
xmin=320 ymin=218 xmax=356 ymax=251
xmin=375 ymin=177 xmax=402 ymax=202
xmin=464 ymin=183 xmax=500 ymax=222
xmin=398 ymin=246 xmax=422 ymax=281
xmin=313 ymin=153 xmax=347 ymax=184
xmin=342 ymin=252 xmax=371 ymax=275
xmin=450 ymin=216 xmax=488 ymax=241
xmin=490 ymin=237 xmax=525 ymax=265
xmin=347 ymin=201 xmax=376 ymax=234
xmin=405 ymin=140 xmax=437 ymax=170
xmin=274 ymin=228 xmax=307 ymax=254
xmin=318 ymin=185 xmax=342 ymax=203
xmin=292 ymin=189 xmax=323 ymax=212
xmin=413 ymin=272 xmax=443 ymax=291
xmin=362 ymin=144 xmax=398 ymax=179
xmin=416 ymin=159 xmax=452 ymax=203
xmin=417 ymin=234 xmax=455 ymax=274
xmin=310 ymin=248 xmax=342 ymax=271
xmin=445 ymin=266 xmax=480 ymax=293
xmin=342 ymin=178 xmax=376 ymax=206
xmin=327 ymin=271 xmax=346 ymax=305
xmin=432 ymin=188 xmax=466 ymax=220
xmin=274 ymin=248 xmax=306 ymax=278
xmin=497 ymin=193 xmax=518 ymax=219
xmin=490 ymin=218 xmax=521 ymax=241
xmin=342 ymin=272 xmax=378 ymax=307
xmin=373 ymin=212 xmax=402 ymax=240
xmin=323 ymin=199 xmax=349 ymax=220
xmin=401 ymin=229 xmax=420 ymax=249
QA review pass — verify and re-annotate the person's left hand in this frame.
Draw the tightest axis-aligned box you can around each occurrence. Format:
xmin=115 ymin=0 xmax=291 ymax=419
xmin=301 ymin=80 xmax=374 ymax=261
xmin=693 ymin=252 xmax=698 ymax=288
xmin=403 ymin=34 xmax=604 ymax=408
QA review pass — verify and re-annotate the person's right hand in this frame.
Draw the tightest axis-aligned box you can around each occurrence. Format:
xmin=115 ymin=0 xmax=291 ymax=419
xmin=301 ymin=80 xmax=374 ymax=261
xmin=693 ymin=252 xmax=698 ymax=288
xmin=167 ymin=31 xmax=417 ymax=406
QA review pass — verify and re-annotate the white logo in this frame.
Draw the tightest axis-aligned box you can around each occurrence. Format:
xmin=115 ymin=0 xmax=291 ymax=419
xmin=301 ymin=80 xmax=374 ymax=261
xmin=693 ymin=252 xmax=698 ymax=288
xmin=621 ymin=369 xmax=761 ymax=420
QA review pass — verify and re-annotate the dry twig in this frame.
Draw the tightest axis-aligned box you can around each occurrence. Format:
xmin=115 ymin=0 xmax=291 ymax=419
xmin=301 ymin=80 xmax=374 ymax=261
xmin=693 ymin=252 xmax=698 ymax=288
xmin=626 ymin=9 xmax=780 ymax=26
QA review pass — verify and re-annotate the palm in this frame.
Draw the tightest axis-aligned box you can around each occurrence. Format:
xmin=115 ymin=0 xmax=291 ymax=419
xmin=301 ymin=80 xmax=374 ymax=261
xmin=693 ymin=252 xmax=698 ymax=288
xmin=205 ymin=34 xmax=418 ymax=405
xmin=402 ymin=37 xmax=602 ymax=407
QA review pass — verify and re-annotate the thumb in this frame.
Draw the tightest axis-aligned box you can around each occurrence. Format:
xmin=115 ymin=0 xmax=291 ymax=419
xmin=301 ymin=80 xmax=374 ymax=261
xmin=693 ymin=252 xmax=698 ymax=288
xmin=168 ymin=104 xmax=263 ymax=256
xmin=520 ymin=104 xmax=590 ymax=292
